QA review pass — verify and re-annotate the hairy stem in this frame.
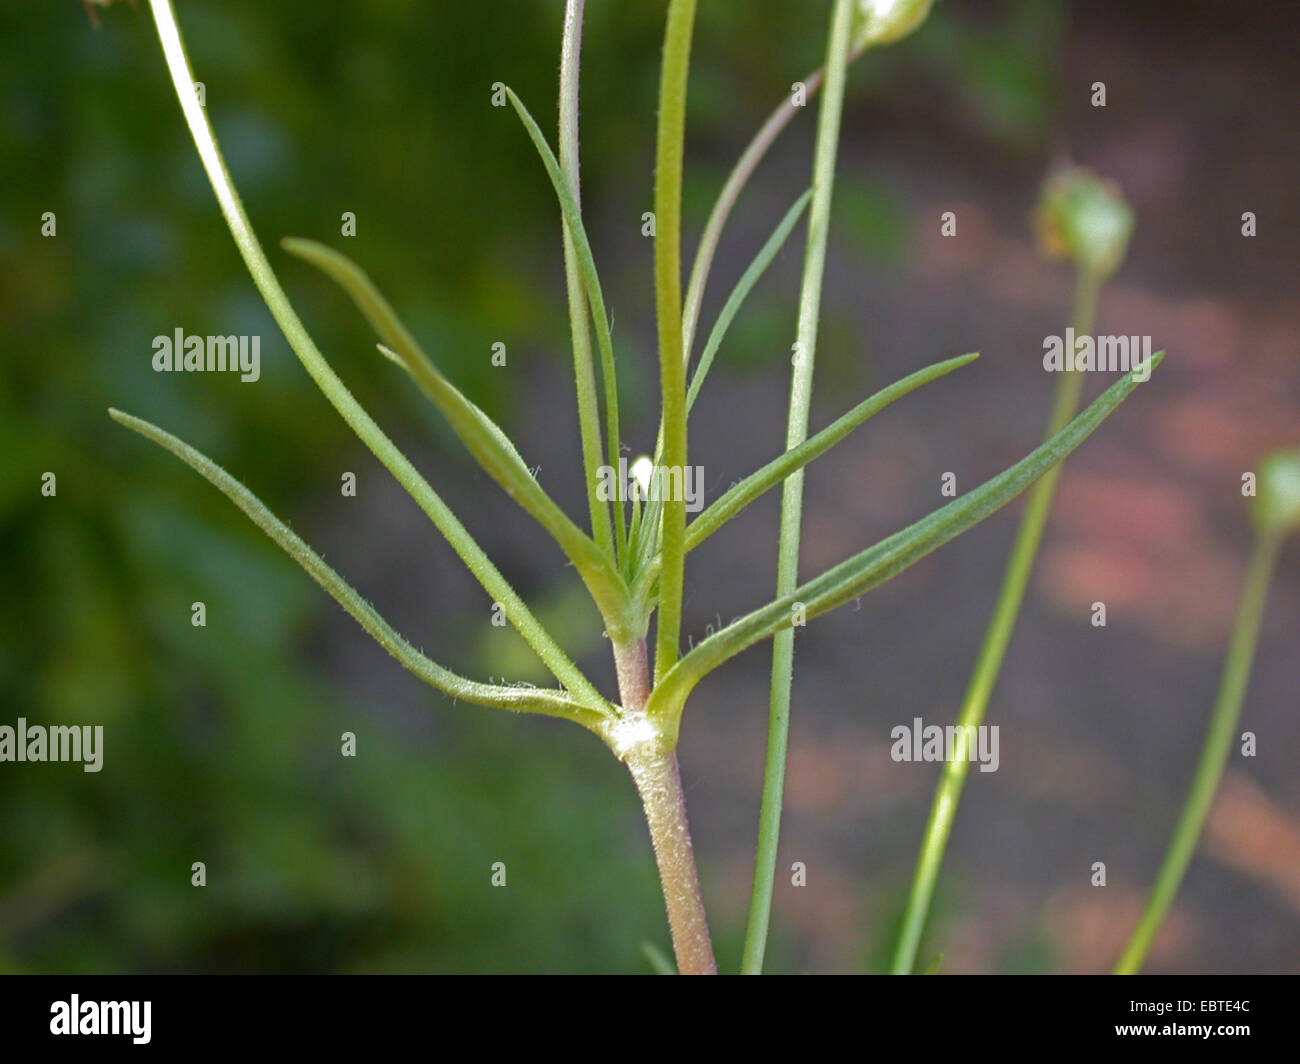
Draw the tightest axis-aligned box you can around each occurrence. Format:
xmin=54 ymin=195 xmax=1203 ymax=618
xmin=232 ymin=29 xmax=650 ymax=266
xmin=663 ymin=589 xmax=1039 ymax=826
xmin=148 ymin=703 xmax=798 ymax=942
xmin=627 ymin=749 xmax=715 ymax=975
xmin=891 ymin=269 xmax=1103 ymax=974
xmin=741 ymin=0 xmax=856 ymax=976
xmin=1114 ymin=532 xmax=1282 ymax=974
xmin=612 ymin=639 xmax=715 ymax=975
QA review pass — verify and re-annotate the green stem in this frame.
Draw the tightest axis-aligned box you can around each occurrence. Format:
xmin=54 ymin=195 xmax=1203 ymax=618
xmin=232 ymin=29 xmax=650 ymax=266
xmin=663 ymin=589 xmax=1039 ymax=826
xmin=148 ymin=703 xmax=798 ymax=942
xmin=652 ymin=0 xmax=699 ymax=685
xmin=143 ymin=0 xmax=604 ymax=713
xmin=559 ymin=0 xmax=620 ymax=562
xmin=740 ymin=0 xmax=856 ymax=976
xmin=890 ymin=270 xmax=1102 ymax=974
xmin=1114 ymin=532 xmax=1282 ymax=974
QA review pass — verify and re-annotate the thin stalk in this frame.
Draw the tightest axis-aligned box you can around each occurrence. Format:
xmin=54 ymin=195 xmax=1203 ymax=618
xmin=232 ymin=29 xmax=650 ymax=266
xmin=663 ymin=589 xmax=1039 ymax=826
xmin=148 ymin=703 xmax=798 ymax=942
xmin=143 ymin=0 xmax=604 ymax=713
xmin=559 ymin=0 xmax=620 ymax=561
xmin=612 ymin=639 xmax=716 ymax=975
xmin=1114 ymin=532 xmax=1282 ymax=974
xmin=681 ymin=44 xmax=865 ymax=363
xmin=652 ymin=0 xmax=699 ymax=685
xmin=741 ymin=0 xmax=856 ymax=976
xmin=890 ymin=269 xmax=1103 ymax=974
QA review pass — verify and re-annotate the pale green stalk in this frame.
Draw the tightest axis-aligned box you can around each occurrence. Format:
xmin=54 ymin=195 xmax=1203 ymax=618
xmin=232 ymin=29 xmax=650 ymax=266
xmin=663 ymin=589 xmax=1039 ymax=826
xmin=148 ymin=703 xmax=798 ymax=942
xmin=891 ymin=270 xmax=1102 ymax=974
xmin=741 ymin=0 xmax=856 ymax=975
xmin=681 ymin=49 xmax=864 ymax=363
xmin=142 ymin=0 xmax=604 ymax=713
xmin=559 ymin=0 xmax=621 ymax=561
xmin=646 ymin=188 xmax=810 ymax=513
xmin=686 ymin=190 xmax=813 ymax=415
xmin=1114 ymin=531 xmax=1282 ymax=974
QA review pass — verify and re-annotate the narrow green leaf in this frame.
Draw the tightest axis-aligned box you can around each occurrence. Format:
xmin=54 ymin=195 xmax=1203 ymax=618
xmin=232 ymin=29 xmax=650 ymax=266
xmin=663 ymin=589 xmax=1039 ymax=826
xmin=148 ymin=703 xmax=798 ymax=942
xmin=109 ymin=408 xmax=611 ymax=732
xmin=630 ymin=494 xmax=665 ymax=604
xmin=646 ymin=354 xmax=1164 ymax=730
xmin=142 ymin=0 xmax=605 ymax=712
xmin=503 ymin=87 xmax=624 ymax=559
xmin=686 ymin=189 xmax=812 ymax=413
xmin=702 ymin=352 xmax=977 ymax=550
xmin=632 ymin=352 xmax=979 ymax=603
xmin=281 ymin=237 xmax=633 ymax=637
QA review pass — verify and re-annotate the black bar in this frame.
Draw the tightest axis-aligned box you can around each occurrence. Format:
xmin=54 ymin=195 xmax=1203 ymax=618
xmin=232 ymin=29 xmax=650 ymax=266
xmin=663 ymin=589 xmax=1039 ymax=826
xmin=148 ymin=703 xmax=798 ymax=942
xmin=0 ymin=974 xmax=1290 ymax=1052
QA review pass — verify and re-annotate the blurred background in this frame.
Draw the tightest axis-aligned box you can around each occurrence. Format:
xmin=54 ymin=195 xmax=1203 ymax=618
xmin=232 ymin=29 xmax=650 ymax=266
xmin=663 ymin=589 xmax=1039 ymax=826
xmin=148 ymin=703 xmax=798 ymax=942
xmin=1 ymin=0 xmax=1296 ymax=973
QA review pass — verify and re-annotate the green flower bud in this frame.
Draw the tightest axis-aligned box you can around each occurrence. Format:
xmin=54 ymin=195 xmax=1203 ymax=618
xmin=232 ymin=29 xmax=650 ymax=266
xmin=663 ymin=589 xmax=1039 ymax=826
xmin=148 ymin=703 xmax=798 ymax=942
xmin=1251 ymin=448 xmax=1300 ymax=537
xmin=1033 ymin=167 xmax=1135 ymax=280
xmin=853 ymin=0 xmax=935 ymax=50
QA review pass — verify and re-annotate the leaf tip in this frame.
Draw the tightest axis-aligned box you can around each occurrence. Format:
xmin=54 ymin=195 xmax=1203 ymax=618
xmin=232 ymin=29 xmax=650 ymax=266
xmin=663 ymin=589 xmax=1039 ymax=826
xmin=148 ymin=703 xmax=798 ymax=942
xmin=281 ymin=235 xmax=321 ymax=260
xmin=376 ymin=342 xmax=406 ymax=369
xmin=1134 ymin=348 xmax=1166 ymax=381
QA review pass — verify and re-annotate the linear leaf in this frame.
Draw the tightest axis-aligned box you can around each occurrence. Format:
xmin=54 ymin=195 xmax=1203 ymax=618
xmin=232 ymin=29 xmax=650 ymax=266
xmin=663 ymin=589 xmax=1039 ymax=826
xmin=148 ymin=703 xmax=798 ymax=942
xmin=141 ymin=0 xmax=605 ymax=712
xmin=691 ymin=353 xmax=977 ymax=551
xmin=109 ymin=408 xmax=611 ymax=731
xmin=631 ymin=352 xmax=978 ymax=602
xmin=281 ymin=238 xmax=632 ymax=635
xmin=645 ymin=354 xmax=1164 ymax=730
xmin=690 ymin=353 xmax=977 ymax=549
xmin=686 ymin=189 xmax=812 ymax=412
xmin=504 ymin=87 xmax=624 ymax=557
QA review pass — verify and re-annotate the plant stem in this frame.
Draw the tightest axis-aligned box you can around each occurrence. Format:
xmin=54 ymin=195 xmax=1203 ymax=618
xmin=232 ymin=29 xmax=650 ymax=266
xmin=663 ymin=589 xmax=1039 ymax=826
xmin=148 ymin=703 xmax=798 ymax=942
xmin=144 ymin=0 xmax=605 ymax=713
xmin=627 ymin=748 xmax=715 ymax=975
xmin=682 ymin=45 xmax=865 ymax=363
xmin=1114 ymin=532 xmax=1282 ymax=974
xmin=740 ymin=0 xmax=856 ymax=976
xmin=890 ymin=269 xmax=1102 ymax=974
xmin=559 ymin=0 xmax=619 ymax=562
xmin=613 ymin=640 xmax=716 ymax=975
xmin=652 ymin=0 xmax=699 ymax=684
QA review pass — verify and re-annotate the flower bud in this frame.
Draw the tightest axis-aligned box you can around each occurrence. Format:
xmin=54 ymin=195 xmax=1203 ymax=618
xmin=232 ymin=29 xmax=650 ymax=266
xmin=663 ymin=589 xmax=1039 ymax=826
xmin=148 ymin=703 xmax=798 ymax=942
xmin=1033 ymin=167 xmax=1135 ymax=280
xmin=1251 ymin=448 xmax=1300 ymax=538
xmin=853 ymin=0 xmax=935 ymax=50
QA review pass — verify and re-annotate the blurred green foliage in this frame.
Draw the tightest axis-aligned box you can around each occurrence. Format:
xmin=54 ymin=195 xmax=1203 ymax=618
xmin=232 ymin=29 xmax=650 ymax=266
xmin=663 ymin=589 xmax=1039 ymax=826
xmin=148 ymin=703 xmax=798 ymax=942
xmin=0 ymin=0 xmax=1062 ymax=972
